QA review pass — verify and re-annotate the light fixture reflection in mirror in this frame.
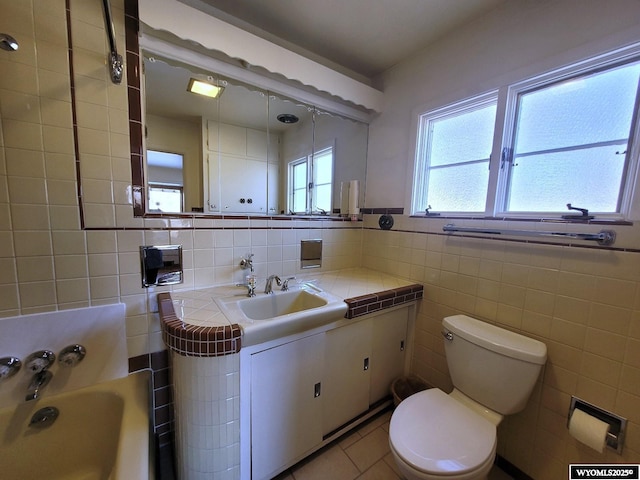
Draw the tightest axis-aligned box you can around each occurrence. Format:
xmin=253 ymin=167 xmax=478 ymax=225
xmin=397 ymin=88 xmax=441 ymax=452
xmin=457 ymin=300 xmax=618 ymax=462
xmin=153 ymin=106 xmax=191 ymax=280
xmin=142 ymin=53 xmax=368 ymax=216
xmin=187 ymin=78 xmax=224 ymax=98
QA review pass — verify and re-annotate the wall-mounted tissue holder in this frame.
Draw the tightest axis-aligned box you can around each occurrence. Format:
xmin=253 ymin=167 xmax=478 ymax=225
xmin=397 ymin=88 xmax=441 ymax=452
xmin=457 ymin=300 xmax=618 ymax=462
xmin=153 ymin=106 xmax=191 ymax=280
xmin=301 ymin=239 xmax=322 ymax=269
xmin=568 ymin=396 xmax=627 ymax=454
xmin=140 ymin=245 xmax=183 ymax=287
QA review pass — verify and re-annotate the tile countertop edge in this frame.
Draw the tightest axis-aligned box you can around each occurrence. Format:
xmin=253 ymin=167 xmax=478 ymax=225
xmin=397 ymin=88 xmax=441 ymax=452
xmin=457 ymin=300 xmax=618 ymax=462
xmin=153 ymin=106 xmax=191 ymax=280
xmin=158 ymin=292 xmax=242 ymax=357
xmin=158 ymin=269 xmax=424 ymax=356
xmin=344 ymin=284 xmax=424 ymax=319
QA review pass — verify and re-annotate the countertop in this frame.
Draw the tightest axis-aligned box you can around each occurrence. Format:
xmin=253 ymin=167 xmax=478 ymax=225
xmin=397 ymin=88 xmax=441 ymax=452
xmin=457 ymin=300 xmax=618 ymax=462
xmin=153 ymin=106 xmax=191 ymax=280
xmin=158 ymin=268 xmax=423 ymax=357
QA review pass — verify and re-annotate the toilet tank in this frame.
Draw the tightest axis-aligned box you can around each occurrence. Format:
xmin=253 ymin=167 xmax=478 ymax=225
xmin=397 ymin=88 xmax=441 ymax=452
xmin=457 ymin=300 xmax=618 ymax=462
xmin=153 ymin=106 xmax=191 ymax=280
xmin=442 ymin=315 xmax=547 ymax=415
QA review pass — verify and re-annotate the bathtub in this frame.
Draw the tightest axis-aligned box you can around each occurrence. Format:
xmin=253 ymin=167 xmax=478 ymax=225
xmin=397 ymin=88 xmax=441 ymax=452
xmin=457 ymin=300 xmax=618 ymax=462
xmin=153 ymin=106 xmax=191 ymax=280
xmin=0 ymin=371 xmax=151 ymax=480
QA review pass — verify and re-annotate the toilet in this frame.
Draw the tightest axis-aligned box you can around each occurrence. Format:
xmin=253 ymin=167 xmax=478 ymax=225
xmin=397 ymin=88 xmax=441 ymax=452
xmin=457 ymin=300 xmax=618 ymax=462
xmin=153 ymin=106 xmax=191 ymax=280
xmin=389 ymin=315 xmax=547 ymax=480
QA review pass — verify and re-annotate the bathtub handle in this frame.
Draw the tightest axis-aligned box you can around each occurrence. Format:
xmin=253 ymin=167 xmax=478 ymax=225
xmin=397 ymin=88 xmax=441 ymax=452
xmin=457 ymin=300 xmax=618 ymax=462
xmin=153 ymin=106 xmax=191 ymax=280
xmin=58 ymin=344 xmax=86 ymax=367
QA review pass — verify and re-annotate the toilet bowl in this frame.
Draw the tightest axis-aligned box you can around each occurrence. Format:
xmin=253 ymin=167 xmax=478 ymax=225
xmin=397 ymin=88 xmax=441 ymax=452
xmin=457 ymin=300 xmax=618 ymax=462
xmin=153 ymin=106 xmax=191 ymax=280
xmin=389 ymin=388 xmax=496 ymax=480
xmin=389 ymin=315 xmax=547 ymax=480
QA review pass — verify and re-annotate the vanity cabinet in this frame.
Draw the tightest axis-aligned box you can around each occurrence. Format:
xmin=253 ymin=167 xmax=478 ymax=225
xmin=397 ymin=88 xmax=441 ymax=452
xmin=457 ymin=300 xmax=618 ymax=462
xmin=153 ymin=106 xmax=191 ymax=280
xmin=250 ymin=333 xmax=324 ymax=479
xmin=246 ymin=305 xmax=410 ymax=480
xmin=323 ymin=320 xmax=372 ymax=434
xmin=370 ymin=307 xmax=409 ymax=404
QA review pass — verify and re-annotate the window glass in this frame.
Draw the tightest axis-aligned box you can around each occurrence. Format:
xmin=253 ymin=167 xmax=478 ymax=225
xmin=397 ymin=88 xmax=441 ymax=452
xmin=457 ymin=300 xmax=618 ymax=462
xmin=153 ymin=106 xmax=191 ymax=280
xmin=427 ymin=162 xmax=491 ymax=212
xmin=415 ymin=99 xmax=496 ymax=213
xmin=505 ymin=61 xmax=640 ymax=213
xmin=149 ymin=185 xmax=183 ymax=212
xmin=313 ymin=148 xmax=333 ymax=212
xmin=288 ymin=147 xmax=334 ymax=214
xmin=290 ymin=160 xmax=308 ymax=213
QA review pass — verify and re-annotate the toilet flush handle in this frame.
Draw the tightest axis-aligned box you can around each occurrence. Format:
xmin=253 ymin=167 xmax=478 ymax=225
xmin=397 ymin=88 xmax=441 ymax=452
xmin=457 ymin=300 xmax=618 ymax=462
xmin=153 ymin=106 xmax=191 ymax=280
xmin=441 ymin=330 xmax=454 ymax=342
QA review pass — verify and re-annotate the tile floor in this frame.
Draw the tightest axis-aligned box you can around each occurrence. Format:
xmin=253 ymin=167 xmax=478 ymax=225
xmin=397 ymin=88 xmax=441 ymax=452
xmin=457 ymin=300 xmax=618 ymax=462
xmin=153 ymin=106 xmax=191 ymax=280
xmin=274 ymin=409 xmax=514 ymax=480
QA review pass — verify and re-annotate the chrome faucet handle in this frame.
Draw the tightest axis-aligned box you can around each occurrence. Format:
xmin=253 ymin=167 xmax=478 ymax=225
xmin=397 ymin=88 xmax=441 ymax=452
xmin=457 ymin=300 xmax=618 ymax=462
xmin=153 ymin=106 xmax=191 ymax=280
xmin=281 ymin=276 xmax=296 ymax=291
xmin=235 ymin=282 xmax=256 ymax=297
xmin=58 ymin=344 xmax=86 ymax=367
xmin=0 ymin=357 xmax=22 ymax=382
xmin=25 ymin=350 xmax=55 ymax=373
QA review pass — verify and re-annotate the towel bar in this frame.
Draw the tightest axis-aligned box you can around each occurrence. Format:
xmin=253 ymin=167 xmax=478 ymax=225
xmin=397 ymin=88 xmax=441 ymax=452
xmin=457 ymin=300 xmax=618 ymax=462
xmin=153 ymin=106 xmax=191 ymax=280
xmin=442 ymin=224 xmax=616 ymax=246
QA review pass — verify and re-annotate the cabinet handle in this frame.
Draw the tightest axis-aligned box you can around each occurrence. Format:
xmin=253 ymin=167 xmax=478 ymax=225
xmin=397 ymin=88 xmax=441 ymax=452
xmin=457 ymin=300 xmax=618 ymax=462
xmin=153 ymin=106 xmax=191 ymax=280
xmin=363 ymin=357 xmax=369 ymax=371
xmin=314 ymin=382 xmax=321 ymax=398
xmin=400 ymin=340 xmax=405 ymax=351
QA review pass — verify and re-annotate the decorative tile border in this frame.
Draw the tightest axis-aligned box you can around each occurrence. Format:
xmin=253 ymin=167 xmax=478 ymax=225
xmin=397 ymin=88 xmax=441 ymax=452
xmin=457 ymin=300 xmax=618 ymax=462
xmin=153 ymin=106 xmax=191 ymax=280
xmin=344 ymin=284 xmax=423 ymax=319
xmin=124 ymin=0 xmax=145 ymax=216
xmin=128 ymin=350 xmax=174 ymax=447
xmin=158 ymin=293 xmax=242 ymax=357
xmin=361 ymin=207 xmax=405 ymax=215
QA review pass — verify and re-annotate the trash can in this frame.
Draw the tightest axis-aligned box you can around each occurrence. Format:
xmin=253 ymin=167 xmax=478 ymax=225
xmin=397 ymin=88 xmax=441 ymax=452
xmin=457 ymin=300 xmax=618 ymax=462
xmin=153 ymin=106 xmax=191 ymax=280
xmin=391 ymin=375 xmax=429 ymax=406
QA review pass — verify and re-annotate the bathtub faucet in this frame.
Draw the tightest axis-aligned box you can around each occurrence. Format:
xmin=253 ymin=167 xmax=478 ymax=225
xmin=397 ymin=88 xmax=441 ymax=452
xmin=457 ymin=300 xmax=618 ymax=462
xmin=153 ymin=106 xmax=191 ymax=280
xmin=26 ymin=370 xmax=53 ymax=401
xmin=24 ymin=349 xmax=55 ymax=401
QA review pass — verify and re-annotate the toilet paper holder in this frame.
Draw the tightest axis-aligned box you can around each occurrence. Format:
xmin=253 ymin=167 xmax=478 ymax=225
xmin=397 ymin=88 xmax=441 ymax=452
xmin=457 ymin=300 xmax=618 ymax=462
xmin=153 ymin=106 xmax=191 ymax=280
xmin=567 ymin=396 xmax=627 ymax=454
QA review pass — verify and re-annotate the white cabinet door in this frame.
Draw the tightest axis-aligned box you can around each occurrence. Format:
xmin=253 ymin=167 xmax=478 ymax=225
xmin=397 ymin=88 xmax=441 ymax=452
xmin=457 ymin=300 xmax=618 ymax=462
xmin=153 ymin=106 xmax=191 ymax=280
xmin=244 ymin=158 xmax=268 ymax=213
xmin=246 ymin=128 xmax=268 ymax=159
xmin=370 ymin=308 xmax=408 ymax=404
xmin=208 ymin=121 xmax=247 ymax=155
xmin=322 ymin=320 xmax=371 ymax=435
xmin=218 ymin=154 xmax=246 ymax=212
xmin=251 ymin=333 xmax=324 ymax=480
xmin=206 ymin=152 xmax=220 ymax=212
xmin=206 ymin=121 xmax=275 ymax=213
xmin=219 ymin=123 xmax=246 ymax=155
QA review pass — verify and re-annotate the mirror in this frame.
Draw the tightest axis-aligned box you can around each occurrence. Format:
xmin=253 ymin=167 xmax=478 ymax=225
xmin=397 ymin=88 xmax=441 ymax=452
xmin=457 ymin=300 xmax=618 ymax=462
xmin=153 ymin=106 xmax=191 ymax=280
xmin=142 ymin=53 xmax=368 ymax=216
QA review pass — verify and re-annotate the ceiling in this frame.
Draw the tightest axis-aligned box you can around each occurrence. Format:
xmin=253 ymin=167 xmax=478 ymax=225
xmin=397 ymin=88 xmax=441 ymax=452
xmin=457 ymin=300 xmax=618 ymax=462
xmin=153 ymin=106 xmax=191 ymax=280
xmin=188 ymin=0 xmax=506 ymax=80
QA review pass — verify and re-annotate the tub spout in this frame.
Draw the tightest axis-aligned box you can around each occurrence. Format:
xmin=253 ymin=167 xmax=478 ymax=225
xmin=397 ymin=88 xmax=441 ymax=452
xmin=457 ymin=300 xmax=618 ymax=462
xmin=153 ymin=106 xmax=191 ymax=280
xmin=26 ymin=370 xmax=52 ymax=401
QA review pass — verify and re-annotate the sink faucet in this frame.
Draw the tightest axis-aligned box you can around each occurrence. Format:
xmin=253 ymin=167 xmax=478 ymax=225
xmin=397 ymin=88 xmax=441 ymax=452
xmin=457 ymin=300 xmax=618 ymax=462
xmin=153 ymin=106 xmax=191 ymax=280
xmin=26 ymin=370 xmax=53 ymax=401
xmin=281 ymin=276 xmax=296 ymax=291
xmin=264 ymin=275 xmax=282 ymax=294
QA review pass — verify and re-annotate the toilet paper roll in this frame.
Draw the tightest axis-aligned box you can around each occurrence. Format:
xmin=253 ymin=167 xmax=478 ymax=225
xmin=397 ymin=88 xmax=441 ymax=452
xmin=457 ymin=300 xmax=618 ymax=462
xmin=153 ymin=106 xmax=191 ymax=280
xmin=569 ymin=408 xmax=610 ymax=453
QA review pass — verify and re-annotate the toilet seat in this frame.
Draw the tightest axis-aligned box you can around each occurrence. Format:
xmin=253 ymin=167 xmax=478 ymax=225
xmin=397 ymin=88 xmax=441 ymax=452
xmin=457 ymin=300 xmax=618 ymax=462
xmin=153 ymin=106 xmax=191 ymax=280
xmin=389 ymin=389 xmax=496 ymax=477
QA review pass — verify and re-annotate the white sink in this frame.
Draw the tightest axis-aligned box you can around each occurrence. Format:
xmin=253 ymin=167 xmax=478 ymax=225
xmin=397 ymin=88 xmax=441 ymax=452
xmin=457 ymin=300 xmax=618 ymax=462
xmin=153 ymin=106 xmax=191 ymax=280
xmin=217 ymin=285 xmax=348 ymax=346
xmin=238 ymin=289 xmax=328 ymax=320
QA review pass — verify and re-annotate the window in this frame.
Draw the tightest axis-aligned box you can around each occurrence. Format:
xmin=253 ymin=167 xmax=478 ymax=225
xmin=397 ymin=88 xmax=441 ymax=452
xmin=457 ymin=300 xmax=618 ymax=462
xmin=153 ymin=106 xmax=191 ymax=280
xmin=412 ymin=45 xmax=640 ymax=219
xmin=413 ymin=93 xmax=497 ymax=213
xmin=146 ymin=150 xmax=184 ymax=212
xmin=288 ymin=146 xmax=334 ymax=214
xmin=289 ymin=158 xmax=308 ymax=213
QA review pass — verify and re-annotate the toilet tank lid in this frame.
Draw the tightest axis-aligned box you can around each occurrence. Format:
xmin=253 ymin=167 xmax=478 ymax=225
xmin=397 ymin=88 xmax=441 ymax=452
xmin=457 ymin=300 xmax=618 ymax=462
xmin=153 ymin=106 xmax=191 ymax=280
xmin=443 ymin=315 xmax=547 ymax=365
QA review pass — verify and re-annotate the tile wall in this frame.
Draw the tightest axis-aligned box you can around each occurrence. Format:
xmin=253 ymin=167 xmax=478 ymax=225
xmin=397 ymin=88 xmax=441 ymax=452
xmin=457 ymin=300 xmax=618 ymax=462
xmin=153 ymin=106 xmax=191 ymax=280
xmin=0 ymin=0 xmax=363 ymax=346
xmin=361 ymin=214 xmax=640 ymax=479
xmin=0 ymin=0 xmax=362 ymax=449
